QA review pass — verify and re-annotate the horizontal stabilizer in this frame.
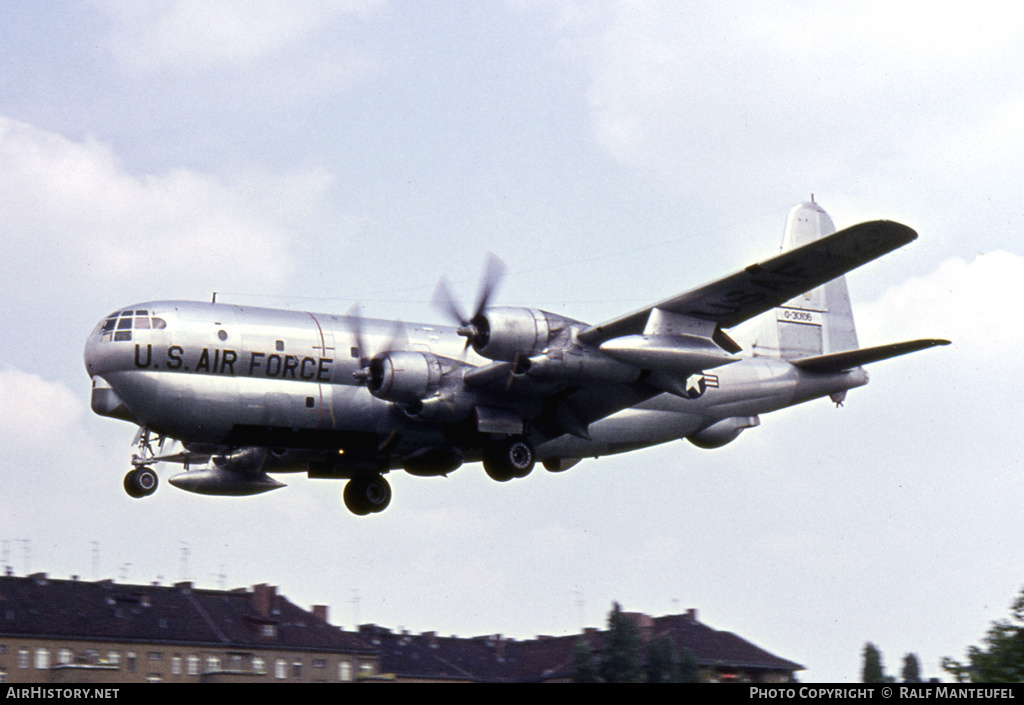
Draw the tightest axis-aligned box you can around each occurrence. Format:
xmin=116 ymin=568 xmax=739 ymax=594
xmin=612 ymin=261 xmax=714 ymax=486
xmin=790 ymin=339 xmax=950 ymax=373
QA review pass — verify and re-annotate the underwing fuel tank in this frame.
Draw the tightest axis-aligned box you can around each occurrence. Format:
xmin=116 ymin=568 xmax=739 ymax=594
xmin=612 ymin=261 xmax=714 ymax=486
xmin=168 ymin=467 xmax=286 ymax=496
xmin=599 ymin=334 xmax=739 ymax=373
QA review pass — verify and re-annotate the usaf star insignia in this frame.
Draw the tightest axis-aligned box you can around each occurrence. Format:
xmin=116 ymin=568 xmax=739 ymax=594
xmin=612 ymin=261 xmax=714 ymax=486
xmin=684 ymin=373 xmax=719 ymax=399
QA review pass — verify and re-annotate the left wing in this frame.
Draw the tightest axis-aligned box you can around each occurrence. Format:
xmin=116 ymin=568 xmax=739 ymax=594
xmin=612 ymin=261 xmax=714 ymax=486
xmin=577 ymin=220 xmax=917 ymax=347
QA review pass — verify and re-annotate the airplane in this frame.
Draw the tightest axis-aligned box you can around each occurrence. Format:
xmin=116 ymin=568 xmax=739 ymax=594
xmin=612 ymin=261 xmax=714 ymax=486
xmin=84 ymin=201 xmax=949 ymax=515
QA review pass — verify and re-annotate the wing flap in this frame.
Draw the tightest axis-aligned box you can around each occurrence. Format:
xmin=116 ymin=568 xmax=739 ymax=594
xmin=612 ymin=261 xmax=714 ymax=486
xmin=578 ymin=220 xmax=917 ymax=345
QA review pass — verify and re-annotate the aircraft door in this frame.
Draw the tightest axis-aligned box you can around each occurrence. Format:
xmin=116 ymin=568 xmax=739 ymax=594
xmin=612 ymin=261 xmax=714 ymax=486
xmin=306 ymin=313 xmax=337 ymax=431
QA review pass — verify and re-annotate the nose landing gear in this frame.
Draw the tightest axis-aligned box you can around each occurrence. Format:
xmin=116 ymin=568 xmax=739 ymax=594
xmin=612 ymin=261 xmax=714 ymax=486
xmin=124 ymin=467 xmax=159 ymax=498
xmin=123 ymin=425 xmax=161 ymax=499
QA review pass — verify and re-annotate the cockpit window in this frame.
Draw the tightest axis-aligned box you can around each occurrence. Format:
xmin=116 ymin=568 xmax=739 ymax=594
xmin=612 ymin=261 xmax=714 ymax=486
xmin=100 ymin=310 xmax=166 ymax=342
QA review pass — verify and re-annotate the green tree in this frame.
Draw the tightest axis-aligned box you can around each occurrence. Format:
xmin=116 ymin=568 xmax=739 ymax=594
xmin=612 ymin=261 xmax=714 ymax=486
xmin=901 ymin=653 xmax=922 ymax=683
xmin=944 ymin=585 xmax=1024 ymax=683
xmin=571 ymin=637 xmax=599 ymax=683
xmin=599 ymin=602 xmax=643 ymax=683
xmin=645 ymin=634 xmax=679 ymax=683
xmin=862 ymin=642 xmax=886 ymax=683
xmin=677 ymin=645 xmax=701 ymax=683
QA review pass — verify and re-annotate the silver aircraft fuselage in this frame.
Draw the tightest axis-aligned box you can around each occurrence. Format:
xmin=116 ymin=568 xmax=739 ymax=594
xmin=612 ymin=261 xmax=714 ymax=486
xmin=83 ymin=202 xmax=946 ymax=513
xmin=84 ymin=300 xmax=865 ymax=463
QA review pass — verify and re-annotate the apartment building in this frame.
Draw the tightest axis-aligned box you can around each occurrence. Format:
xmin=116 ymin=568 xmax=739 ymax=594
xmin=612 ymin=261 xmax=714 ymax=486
xmin=0 ymin=573 xmax=377 ymax=683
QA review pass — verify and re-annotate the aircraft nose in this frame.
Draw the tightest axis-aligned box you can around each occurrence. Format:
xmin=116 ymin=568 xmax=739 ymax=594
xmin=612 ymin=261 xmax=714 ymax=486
xmin=84 ymin=321 xmax=102 ymax=376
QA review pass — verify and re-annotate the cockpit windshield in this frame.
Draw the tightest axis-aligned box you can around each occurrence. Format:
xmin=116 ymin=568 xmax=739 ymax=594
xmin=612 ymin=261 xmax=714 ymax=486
xmin=99 ymin=309 xmax=167 ymax=342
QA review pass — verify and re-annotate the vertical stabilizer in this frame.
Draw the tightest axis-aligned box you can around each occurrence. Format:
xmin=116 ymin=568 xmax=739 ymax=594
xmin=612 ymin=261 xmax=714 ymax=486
xmin=751 ymin=201 xmax=859 ymax=359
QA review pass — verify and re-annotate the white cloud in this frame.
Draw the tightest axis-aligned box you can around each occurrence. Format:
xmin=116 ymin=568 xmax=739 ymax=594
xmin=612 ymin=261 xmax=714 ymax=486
xmin=95 ymin=0 xmax=387 ymax=72
xmin=0 ymin=116 xmax=333 ymax=300
xmin=0 ymin=368 xmax=84 ymax=449
xmin=858 ymin=250 xmax=1024 ymax=354
xmin=553 ymin=1 xmax=1024 ymax=215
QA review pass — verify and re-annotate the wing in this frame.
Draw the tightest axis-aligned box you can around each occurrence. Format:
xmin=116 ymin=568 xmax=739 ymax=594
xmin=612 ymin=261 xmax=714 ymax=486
xmin=577 ymin=220 xmax=917 ymax=347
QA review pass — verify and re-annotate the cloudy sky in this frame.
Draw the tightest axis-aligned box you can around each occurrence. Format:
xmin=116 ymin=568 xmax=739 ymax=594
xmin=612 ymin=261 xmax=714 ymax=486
xmin=2 ymin=1 xmax=1023 ymax=682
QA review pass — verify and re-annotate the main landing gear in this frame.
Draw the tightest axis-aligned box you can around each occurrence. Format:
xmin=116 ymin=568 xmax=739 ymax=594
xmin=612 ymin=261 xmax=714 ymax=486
xmin=482 ymin=436 xmax=535 ymax=483
xmin=343 ymin=476 xmax=392 ymax=516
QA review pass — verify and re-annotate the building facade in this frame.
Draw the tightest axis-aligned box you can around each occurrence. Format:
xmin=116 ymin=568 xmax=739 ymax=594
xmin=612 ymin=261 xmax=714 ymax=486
xmin=1 ymin=572 xmax=802 ymax=683
xmin=0 ymin=574 xmax=377 ymax=683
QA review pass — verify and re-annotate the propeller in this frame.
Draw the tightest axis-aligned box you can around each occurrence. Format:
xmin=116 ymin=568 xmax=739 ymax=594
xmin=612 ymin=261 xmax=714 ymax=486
xmin=431 ymin=253 xmax=507 ymax=350
xmin=346 ymin=303 xmax=407 ymax=384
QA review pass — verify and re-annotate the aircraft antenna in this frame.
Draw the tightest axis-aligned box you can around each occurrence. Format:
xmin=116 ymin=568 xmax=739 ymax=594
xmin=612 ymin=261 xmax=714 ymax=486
xmin=212 ymin=292 xmax=217 ymax=303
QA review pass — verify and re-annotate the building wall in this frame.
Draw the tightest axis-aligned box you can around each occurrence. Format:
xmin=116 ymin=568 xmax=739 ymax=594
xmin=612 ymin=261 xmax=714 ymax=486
xmin=0 ymin=636 xmax=377 ymax=684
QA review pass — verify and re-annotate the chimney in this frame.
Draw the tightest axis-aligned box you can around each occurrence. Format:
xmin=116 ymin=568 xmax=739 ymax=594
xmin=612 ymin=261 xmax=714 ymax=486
xmin=313 ymin=605 xmax=329 ymax=623
xmin=252 ymin=584 xmax=277 ymax=617
xmin=686 ymin=608 xmax=698 ymax=622
xmin=625 ymin=612 xmax=654 ymax=643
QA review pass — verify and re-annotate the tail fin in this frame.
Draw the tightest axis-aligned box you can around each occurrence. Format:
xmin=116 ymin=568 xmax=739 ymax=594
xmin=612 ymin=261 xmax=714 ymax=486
xmin=751 ymin=200 xmax=858 ymax=359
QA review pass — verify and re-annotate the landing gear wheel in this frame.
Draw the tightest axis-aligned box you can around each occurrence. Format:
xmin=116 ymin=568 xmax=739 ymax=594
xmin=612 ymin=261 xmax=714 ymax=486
xmin=343 ymin=476 xmax=392 ymax=515
xmin=124 ymin=467 xmax=158 ymax=498
xmin=483 ymin=436 xmax=535 ymax=482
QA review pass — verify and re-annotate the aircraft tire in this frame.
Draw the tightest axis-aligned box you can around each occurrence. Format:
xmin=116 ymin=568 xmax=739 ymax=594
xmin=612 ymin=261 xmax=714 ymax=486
xmin=124 ymin=467 xmax=158 ymax=498
xmin=483 ymin=436 xmax=535 ymax=482
xmin=344 ymin=476 xmax=392 ymax=515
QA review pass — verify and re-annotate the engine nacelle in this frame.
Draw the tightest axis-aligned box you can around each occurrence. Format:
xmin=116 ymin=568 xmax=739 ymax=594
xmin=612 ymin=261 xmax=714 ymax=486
xmin=367 ymin=351 xmax=443 ymax=403
xmin=687 ymin=416 xmax=760 ymax=449
xmin=472 ymin=307 xmax=570 ymax=362
xmin=402 ymin=394 xmax=475 ymax=424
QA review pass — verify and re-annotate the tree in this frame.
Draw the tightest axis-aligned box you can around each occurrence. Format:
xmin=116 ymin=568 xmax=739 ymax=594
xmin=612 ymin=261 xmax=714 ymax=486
xmin=862 ymin=642 xmax=886 ymax=683
xmin=677 ymin=645 xmax=701 ymax=683
xmin=571 ymin=637 xmax=599 ymax=683
xmin=599 ymin=602 xmax=643 ymax=683
xmin=944 ymin=584 xmax=1024 ymax=683
xmin=645 ymin=635 xmax=679 ymax=683
xmin=901 ymin=653 xmax=921 ymax=683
